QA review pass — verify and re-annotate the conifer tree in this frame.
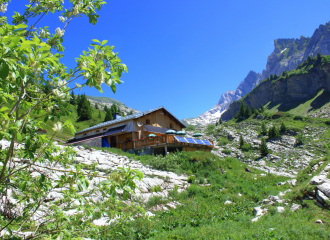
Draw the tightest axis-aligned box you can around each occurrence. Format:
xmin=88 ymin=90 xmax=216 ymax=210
xmin=236 ymin=102 xmax=246 ymax=119
xmin=244 ymin=105 xmax=251 ymax=119
xmin=70 ymin=91 xmax=76 ymax=106
xmin=77 ymin=94 xmax=92 ymax=121
xmin=104 ymin=110 xmax=113 ymax=122
xmin=307 ymin=55 xmax=312 ymax=62
xmin=98 ymin=110 xmax=102 ymax=119
xmin=251 ymin=105 xmax=257 ymax=115
xmin=104 ymin=105 xmax=108 ymax=112
xmin=259 ymin=104 xmax=265 ymax=113
xmin=260 ymin=138 xmax=270 ymax=156
xmin=219 ymin=118 xmax=223 ymax=124
xmin=95 ymin=103 xmax=99 ymax=109
xmin=215 ymin=121 xmax=219 ymax=126
xmin=280 ymin=122 xmax=287 ymax=133
xmin=239 ymin=135 xmax=245 ymax=149
xmin=261 ymin=122 xmax=267 ymax=135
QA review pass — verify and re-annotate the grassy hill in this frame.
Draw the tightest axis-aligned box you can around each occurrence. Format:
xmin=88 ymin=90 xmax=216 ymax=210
xmin=86 ymin=95 xmax=124 ymax=105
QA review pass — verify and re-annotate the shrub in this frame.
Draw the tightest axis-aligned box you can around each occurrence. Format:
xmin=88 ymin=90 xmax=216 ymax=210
xmin=222 ymin=149 xmax=231 ymax=154
xmin=187 ymin=175 xmax=196 ymax=183
xmin=217 ymin=137 xmax=229 ymax=146
xmin=146 ymin=196 xmax=166 ymax=207
xmin=151 ymin=185 xmax=162 ymax=192
xmin=186 ymin=125 xmax=196 ymax=131
xmin=294 ymin=115 xmax=304 ymax=121
xmin=241 ymin=143 xmax=251 ymax=152
xmin=295 ymin=134 xmax=304 ymax=145
xmin=268 ymin=125 xmax=279 ymax=139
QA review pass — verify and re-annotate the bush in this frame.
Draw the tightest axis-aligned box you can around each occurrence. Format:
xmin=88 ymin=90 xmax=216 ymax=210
xmin=146 ymin=196 xmax=166 ymax=207
xmin=294 ymin=115 xmax=304 ymax=121
xmin=239 ymin=135 xmax=245 ymax=149
xmin=295 ymin=134 xmax=304 ymax=145
xmin=217 ymin=137 xmax=229 ymax=146
xmin=186 ymin=125 xmax=196 ymax=131
xmin=187 ymin=175 xmax=196 ymax=183
xmin=222 ymin=149 xmax=231 ymax=154
xmin=241 ymin=143 xmax=251 ymax=152
xmin=268 ymin=125 xmax=279 ymax=139
xmin=151 ymin=185 xmax=162 ymax=192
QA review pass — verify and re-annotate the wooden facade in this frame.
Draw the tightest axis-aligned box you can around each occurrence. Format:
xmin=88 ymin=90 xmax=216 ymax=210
xmin=66 ymin=107 xmax=213 ymax=154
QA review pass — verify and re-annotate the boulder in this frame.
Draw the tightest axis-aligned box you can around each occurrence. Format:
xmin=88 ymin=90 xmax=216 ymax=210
xmin=290 ymin=203 xmax=301 ymax=212
xmin=224 ymin=200 xmax=232 ymax=205
xmin=277 ymin=207 xmax=285 ymax=213
xmin=317 ymin=183 xmax=330 ymax=198
xmin=309 ymin=176 xmax=326 ymax=185
xmin=316 ymin=190 xmax=330 ymax=205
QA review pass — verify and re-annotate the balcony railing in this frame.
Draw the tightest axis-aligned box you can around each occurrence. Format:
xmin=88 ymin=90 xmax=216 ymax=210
xmin=117 ymin=135 xmax=213 ymax=151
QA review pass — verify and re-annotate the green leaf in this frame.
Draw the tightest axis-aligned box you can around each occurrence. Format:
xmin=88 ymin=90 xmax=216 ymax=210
xmin=92 ymin=39 xmax=101 ymax=43
xmin=0 ymin=61 xmax=9 ymax=80
xmin=64 ymin=119 xmax=72 ymax=126
xmin=0 ymin=107 xmax=9 ymax=112
xmin=101 ymin=40 xmax=108 ymax=45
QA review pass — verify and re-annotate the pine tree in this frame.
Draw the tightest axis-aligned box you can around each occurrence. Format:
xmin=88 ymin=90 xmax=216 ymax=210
xmin=239 ymin=135 xmax=245 ymax=149
xmin=104 ymin=110 xmax=113 ymax=122
xmin=103 ymin=105 xmax=108 ymax=112
xmin=261 ymin=122 xmax=267 ymax=135
xmin=219 ymin=118 xmax=223 ymax=124
xmin=260 ymin=138 xmax=270 ymax=156
xmin=95 ymin=103 xmax=99 ymax=109
xmin=98 ymin=110 xmax=101 ymax=118
xmin=251 ymin=105 xmax=257 ymax=115
xmin=215 ymin=121 xmax=219 ymax=126
xmin=307 ymin=55 xmax=312 ymax=62
xmin=259 ymin=104 xmax=265 ymax=113
xmin=280 ymin=122 xmax=287 ymax=133
xmin=77 ymin=94 xmax=92 ymax=121
xmin=244 ymin=105 xmax=251 ymax=119
xmin=236 ymin=102 xmax=246 ymax=119
xmin=268 ymin=125 xmax=279 ymax=139
xmin=70 ymin=91 xmax=76 ymax=106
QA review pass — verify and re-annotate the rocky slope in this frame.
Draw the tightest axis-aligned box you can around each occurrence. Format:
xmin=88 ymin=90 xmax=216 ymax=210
xmin=183 ymin=21 xmax=330 ymax=126
xmin=221 ymin=60 xmax=330 ymax=120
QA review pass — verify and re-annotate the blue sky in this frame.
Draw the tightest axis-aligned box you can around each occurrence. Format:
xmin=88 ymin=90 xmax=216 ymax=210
xmin=8 ymin=1 xmax=330 ymax=120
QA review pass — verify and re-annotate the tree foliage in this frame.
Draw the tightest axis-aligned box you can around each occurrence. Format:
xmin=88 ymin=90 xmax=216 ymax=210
xmin=0 ymin=1 xmax=142 ymax=238
xmin=259 ymin=138 xmax=270 ymax=156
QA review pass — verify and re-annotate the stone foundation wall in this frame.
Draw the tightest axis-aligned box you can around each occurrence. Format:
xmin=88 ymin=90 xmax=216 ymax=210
xmin=73 ymin=138 xmax=102 ymax=148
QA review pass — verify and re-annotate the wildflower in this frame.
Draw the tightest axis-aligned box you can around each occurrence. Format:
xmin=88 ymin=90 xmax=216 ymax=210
xmin=57 ymin=79 xmax=67 ymax=87
xmin=52 ymin=122 xmax=63 ymax=133
xmin=73 ymin=4 xmax=79 ymax=15
xmin=55 ymin=27 xmax=65 ymax=37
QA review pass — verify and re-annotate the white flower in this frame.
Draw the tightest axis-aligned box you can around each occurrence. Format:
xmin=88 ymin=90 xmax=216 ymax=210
xmin=55 ymin=27 xmax=65 ymax=37
xmin=95 ymin=72 xmax=104 ymax=85
xmin=52 ymin=89 xmax=66 ymax=98
xmin=39 ymin=29 xmax=47 ymax=38
xmin=52 ymin=122 xmax=63 ymax=133
xmin=59 ymin=16 xmax=67 ymax=23
xmin=57 ymin=79 xmax=67 ymax=87
xmin=0 ymin=3 xmax=8 ymax=13
xmin=73 ymin=4 xmax=79 ymax=15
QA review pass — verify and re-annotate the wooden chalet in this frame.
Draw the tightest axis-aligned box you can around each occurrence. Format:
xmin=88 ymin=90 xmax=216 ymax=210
xmin=66 ymin=107 xmax=213 ymax=155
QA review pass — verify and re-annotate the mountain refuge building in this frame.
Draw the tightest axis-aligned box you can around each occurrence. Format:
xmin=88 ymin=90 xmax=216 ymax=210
xmin=66 ymin=107 xmax=213 ymax=155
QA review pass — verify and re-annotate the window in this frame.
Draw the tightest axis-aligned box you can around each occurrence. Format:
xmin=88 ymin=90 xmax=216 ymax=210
xmin=103 ymin=128 xmax=107 ymax=131
xmin=96 ymin=130 xmax=99 ymax=133
xmin=83 ymin=133 xmax=87 ymax=136
xmin=169 ymin=124 xmax=173 ymax=129
xmin=146 ymin=119 xmax=150 ymax=124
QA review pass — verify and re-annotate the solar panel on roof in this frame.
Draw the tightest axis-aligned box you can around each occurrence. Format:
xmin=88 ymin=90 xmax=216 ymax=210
xmin=186 ymin=138 xmax=197 ymax=144
xmin=175 ymin=136 xmax=188 ymax=143
xmin=194 ymin=139 xmax=204 ymax=145
xmin=202 ymin=140 xmax=212 ymax=146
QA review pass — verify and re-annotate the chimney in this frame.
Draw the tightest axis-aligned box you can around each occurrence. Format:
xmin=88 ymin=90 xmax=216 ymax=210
xmin=113 ymin=112 xmax=121 ymax=120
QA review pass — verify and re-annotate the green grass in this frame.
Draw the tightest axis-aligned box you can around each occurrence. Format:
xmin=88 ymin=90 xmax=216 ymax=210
xmin=97 ymin=155 xmax=330 ymax=239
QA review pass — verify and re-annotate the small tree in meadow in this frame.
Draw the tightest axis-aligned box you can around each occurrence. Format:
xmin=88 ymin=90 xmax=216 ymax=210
xmin=260 ymin=138 xmax=270 ymax=156
xmin=280 ymin=122 xmax=287 ymax=133
xmin=261 ymin=122 xmax=267 ymax=135
xmin=239 ymin=135 xmax=245 ymax=149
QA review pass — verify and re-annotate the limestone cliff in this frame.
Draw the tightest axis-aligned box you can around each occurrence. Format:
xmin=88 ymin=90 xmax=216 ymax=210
xmin=221 ymin=62 xmax=330 ymax=120
xmin=183 ymin=22 xmax=330 ymax=126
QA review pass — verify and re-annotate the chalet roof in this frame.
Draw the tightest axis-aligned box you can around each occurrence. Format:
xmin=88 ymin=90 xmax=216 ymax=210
xmin=75 ymin=106 xmax=186 ymax=135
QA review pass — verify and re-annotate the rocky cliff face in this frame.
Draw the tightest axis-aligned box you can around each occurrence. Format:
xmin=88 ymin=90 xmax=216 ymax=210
xmin=221 ymin=63 xmax=330 ymax=120
xmin=183 ymin=22 xmax=330 ymax=126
